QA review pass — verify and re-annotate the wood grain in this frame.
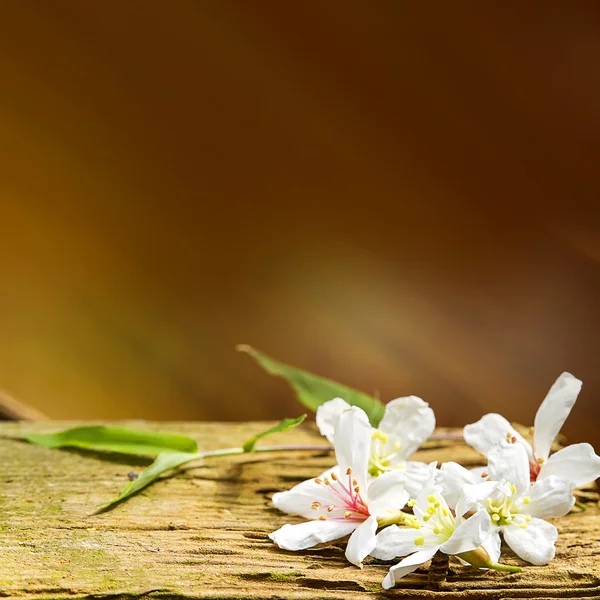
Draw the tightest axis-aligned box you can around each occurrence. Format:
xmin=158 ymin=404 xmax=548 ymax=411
xmin=0 ymin=421 xmax=598 ymax=599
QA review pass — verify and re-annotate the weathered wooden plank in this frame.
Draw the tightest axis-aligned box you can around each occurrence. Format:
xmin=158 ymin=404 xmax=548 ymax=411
xmin=0 ymin=421 xmax=598 ymax=599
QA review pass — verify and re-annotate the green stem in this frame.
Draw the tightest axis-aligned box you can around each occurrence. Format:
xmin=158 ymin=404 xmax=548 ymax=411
xmin=376 ymin=508 xmax=414 ymax=528
xmin=199 ymin=444 xmax=332 ymax=459
xmin=489 ymin=563 xmax=522 ymax=573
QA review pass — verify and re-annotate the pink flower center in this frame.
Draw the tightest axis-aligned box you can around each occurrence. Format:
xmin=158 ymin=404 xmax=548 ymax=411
xmin=529 ymin=457 xmax=541 ymax=482
xmin=311 ymin=468 xmax=370 ymax=522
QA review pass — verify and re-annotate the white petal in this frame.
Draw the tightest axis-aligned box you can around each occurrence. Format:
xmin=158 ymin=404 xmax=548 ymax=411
xmin=401 ymin=461 xmax=433 ymax=498
xmin=382 ymin=547 xmax=439 ymax=589
xmin=412 ymin=464 xmax=440 ymax=520
xmin=378 ymin=396 xmax=436 ymax=459
xmin=464 ymin=413 xmax=532 ymax=459
xmin=470 ymin=466 xmax=490 ymax=479
xmin=269 ymin=519 xmax=356 ymax=551
xmin=334 ymin=406 xmax=372 ymax=490
xmin=316 ymin=398 xmax=352 ymax=444
xmin=437 ymin=461 xmax=479 ymax=509
xmin=272 ymin=467 xmax=341 ymax=519
xmin=539 ymin=443 xmax=600 ymax=488
xmin=533 ymin=372 xmax=582 ymax=462
xmin=526 ymin=475 xmax=575 ymax=518
xmin=502 ymin=518 xmax=557 ymax=565
xmin=488 ymin=442 xmax=530 ymax=495
xmin=368 ymin=470 xmax=409 ymax=516
xmin=455 ymin=481 xmax=500 ymax=519
xmin=345 ymin=515 xmax=378 ymax=567
xmin=481 ymin=531 xmax=502 ymax=564
xmin=440 ymin=509 xmax=491 ymax=555
xmin=371 ymin=525 xmax=420 ymax=560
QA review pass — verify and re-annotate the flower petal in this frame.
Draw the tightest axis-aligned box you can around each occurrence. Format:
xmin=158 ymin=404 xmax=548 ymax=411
xmin=539 ymin=442 xmax=600 ymax=488
xmin=481 ymin=530 xmax=502 ymax=564
xmin=371 ymin=525 xmax=420 ymax=560
xmin=526 ymin=475 xmax=575 ymax=518
xmin=455 ymin=481 xmax=501 ymax=519
xmin=382 ymin=547 xmax=439 ymax=589
xmin=464 ymin=413 xmax=532 ymax=459
xmin=345 ymin=515 xmax=378 ymax=567
xmin=440 ymin=509 xmax=491 ymax=555
xmin=404 ymin=461 xmax=433 ymax=498
xmin=488 ymin=442 xmax=530 ymax=495
xmin=378 ymin=396 xmax=436 ymax=459
xmin=272 ymin=467 xmax=341 ymax=519
xmin=334 ymin=406 xmax=372 ymax=490
xmin=533 ymin=372 xmax=582 ymax=462
xmin=437 ymin=461 xmax=480 ymax=509
xmin=502 ymin=518 xmax=557 ymax=565
xmin=368 ymin=470 xmax=409 ymax=516
xmin=412 ymin=463 xmax=439 ymax=520
xmin=269 ymin=519 xmax=357 ymax=551
xmin=316 ymin=398 xmax=352 ymax=444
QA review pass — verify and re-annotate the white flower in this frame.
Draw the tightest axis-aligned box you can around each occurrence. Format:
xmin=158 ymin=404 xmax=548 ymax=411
xmin=316 ymin=396 xmax=435 ymax=495
xmin=371 ymin=466 xmax=498 ymax=589
xmin=269 ymin=406 xmax=409 ymax=568
xmin=455 ymin=443 xmax=575 ymax=566
xmin=464 ymin=372 xmax=600 ymax=487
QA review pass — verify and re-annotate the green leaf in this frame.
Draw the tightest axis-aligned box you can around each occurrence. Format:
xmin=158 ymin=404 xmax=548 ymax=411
xmin=237 ymin=345 xmax=386 ymax=427
xmin=25 ymin=425 xmax=198 ymax=457
xmin=101 ymin=451 xmax=202 ymax=508
xmin=242 ymin=414 xmax=307 ymax=453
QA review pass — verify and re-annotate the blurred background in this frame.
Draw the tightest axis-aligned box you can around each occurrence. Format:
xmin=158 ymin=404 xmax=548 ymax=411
xmin=0 ymin=2 xmax=598 ymax=447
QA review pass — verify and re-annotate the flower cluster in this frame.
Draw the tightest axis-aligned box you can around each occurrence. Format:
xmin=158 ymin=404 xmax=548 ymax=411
xmin=269 ymin=373 xmax=600 ymax=589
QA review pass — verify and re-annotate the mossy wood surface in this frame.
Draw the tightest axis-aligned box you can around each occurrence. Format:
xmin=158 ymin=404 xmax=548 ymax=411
xmin=1 ymin=421 xmax=599 ymax=600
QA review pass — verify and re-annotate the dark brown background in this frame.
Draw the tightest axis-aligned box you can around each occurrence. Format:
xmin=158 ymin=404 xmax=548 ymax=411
xmin=0 ymin=1 xmax=598 ymax=448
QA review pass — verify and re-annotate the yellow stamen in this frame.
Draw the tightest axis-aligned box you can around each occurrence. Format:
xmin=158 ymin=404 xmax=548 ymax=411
xmin=523 ymin=497 xmax=530 ymax=505
xmin=520 ymin=523 xmax=527 ymax=529
xmin=492 ymin=513 xmax=500 ymax=522
xmin=327 ymin=505 xmax=334 ymax=512
xmin=407 ymin=499 xmax=416 ymax=508
xmin=314 ymin=478 xmax=323 ymax=485
xmin=346 ymin=467 xmax=352 ymax=475
xmin=319 ymin=515 xmax=327 ymax=521
xmin=372 ymin=430 xmax=389 ymax=444
xmin=330 ymin=472 xmax=338 ymax=481
xmin=414 ymin=536 xmax=425 ymax=546
xmin=344 ymin=511 xmax=352 ymax=519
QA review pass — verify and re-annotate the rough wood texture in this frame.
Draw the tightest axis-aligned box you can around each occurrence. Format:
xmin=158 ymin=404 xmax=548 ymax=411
xmin=0 ymin=421 xmax=598 ymax=599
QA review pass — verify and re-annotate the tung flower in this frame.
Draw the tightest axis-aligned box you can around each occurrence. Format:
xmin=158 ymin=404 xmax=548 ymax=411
xmin=269 ymin=406 xmax=409 ymax=567
xmin=450 ymin=443 xmax=575 ymax=565
xmin=371 ymin=466 xmax=511 ymax=589
xmin=464 ymin=372 xmax=600 ymax=487
xmin=316 ymin=396 xmax=435 ymax=495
